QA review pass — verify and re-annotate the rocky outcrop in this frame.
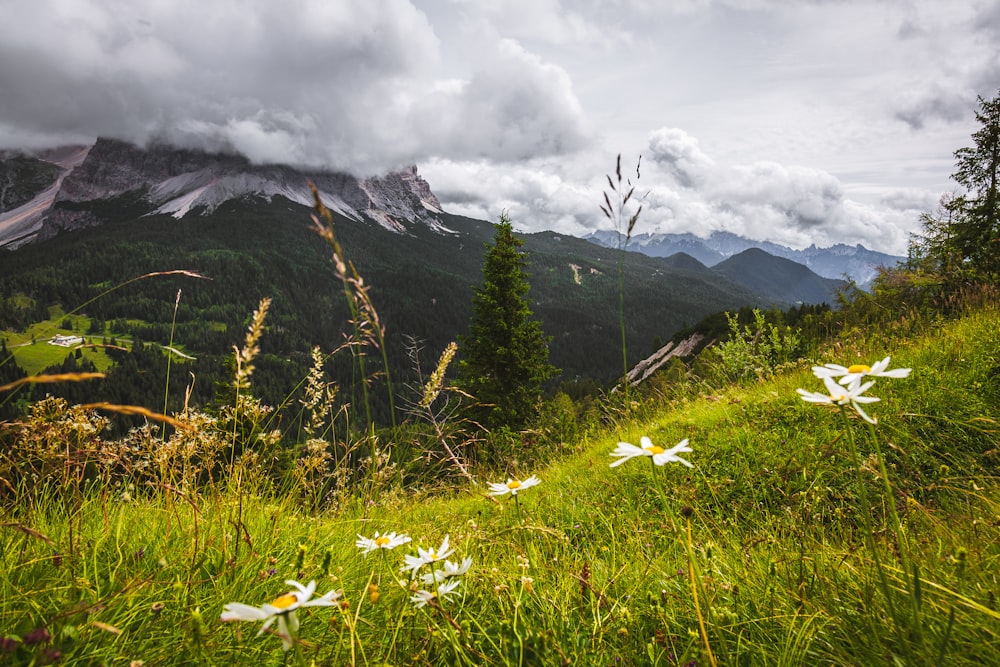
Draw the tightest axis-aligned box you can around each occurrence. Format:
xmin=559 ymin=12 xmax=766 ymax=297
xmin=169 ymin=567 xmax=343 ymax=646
xmin=14 ymin=137 xmax=450 ymax=244
xmin=0 ymin=145 xmax=91 ymax=248
xmin=624 ymin=333 xmax=706 ymax=387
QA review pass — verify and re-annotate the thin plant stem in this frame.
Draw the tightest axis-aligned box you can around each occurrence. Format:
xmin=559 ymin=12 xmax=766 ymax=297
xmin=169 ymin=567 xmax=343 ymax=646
xmin=839 ymin=408 xmax=913 ymax=663
xmin=648 ymin=457 xmax=677 ymax=533
xmin=864 ymin=420 xmax=926 ymax=654
xmin=601 ymin=154 xmax=642 ymax=406
xmin=685 ymin=517 xmax=717 ymax=667
xmin=646 ymin=458 xmax=716 ymax=665
xmin=162 ymin=289 xmax=181 ymax=429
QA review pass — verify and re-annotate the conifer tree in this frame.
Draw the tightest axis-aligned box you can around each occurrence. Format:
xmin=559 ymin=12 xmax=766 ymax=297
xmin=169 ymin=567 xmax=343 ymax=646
xmin=458 ymin=214 xmax=558 ymax=429
xmin=918 ymin=90 xmax=1000 ymax=281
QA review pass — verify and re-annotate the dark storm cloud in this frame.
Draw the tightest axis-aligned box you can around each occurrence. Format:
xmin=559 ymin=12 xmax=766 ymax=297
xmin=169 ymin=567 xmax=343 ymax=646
xmin=0 ymin=0 xmax=590 ymax=173
xmin=894 ymin=91 xmax=974 ymax=130
xmin=891 ymin=1 xmax=1000 ymax=131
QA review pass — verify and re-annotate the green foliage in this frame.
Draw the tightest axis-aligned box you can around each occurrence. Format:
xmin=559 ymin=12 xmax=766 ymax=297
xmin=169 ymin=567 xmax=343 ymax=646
xmin=1 ymin=302 xmax=999 ymax=665
xmin=910 ymin=89 xmax=1000 ymax=283
xmin=709 ymin=308 xmax=802 ymax=382
xmin=458 ymin=215 xmax=558 ymax=430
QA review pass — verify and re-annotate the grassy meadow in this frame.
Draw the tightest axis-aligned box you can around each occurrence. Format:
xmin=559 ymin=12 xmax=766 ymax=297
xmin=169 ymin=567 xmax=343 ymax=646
xmin=1 ymin=289 xmax=998 ymax=665
xmin=2 ymin=306 xmax=126 ymax=375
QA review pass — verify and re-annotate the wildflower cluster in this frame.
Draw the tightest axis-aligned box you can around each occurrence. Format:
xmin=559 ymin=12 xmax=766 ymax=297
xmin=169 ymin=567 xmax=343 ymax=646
xmin=797 ymin=355 xmax=911 ymax=423
xmin=401 ymin=534 xmax=472 ymax=609
xmin=355 ymin=531 xmax=411 ymax=555
xmin=487 ymin=475 xmax=541 ymax=496
xmin=220 ymin=579 xmax=342 ymax=652
xmin=610 ymin=436 xmax=692 ymax=468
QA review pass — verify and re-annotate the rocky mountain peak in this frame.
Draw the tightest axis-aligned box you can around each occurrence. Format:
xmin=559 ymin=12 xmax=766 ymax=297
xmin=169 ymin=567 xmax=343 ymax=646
xmin=0 ymin=138 xmax=451 ymax=247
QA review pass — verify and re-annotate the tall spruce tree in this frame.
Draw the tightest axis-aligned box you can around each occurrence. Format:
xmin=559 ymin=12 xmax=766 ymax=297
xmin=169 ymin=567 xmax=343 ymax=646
xmin=923 ymin=90 xmax=1000 ymax=281
xmin=458 ymin=214 xmax=558 ymax=430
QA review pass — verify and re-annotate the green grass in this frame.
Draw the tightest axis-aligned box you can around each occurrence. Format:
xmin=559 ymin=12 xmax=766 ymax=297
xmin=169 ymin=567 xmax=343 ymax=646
xmin=2 ymin=321 xmax=121 ymax=375
xmin=1 ymin=305 xmax=998 ymax=665
xmin=0 ymin=307 xmax=189 ymax=374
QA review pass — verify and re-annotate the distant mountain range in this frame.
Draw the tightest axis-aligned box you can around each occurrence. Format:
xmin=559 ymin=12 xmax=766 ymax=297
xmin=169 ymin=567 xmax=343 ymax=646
xmin=586 ymin=230 xmax=904 ymax=288
xmin=0 ymin=139 xmax=852 ymax=403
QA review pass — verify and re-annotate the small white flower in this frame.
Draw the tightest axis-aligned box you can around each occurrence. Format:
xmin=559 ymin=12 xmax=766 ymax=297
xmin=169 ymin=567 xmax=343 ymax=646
xmin=610 ymin=436 xmax=693 ymax=468
xmin=488 ymin=475 xmax=541 ymax=496
xmin=220 ymin=579 xmax=342 ymax=651
xmin=797 ymin=376 xmax=880 ymax=424
xmin=401 ymin=534 xmax=455 ymax=576
xmin=410 ymin=578 xmax=462 ymax=608
xmin=812 ymin=356 xmax=911 ymax=389
xmin=420 ymin=556 xmax=473 ymax=586
xmin=355 ymin=531 xmax=411 ymax=556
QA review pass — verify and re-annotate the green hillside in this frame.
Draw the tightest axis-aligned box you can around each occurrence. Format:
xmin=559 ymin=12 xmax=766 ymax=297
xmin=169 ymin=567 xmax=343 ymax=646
xmin=1 ymin=293 xmax=997 ymax=664
xmin=0 ymin=197 xmax=765 ymax=421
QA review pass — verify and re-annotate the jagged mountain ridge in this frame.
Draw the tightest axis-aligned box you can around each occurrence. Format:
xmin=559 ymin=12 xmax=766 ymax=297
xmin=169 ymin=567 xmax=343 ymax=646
xmin=0 ymin=138 xmax=449 ymax=248
xmin=586 ymin=229 xmax=903 ymax=287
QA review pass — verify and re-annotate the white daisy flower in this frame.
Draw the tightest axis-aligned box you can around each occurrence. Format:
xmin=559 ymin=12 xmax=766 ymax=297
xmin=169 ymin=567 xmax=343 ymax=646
xmin=355 ymin=531 xmax=411 ymax=556
xmin=220 ymin=579 xmax=342 ymax=651
xmin=410 ymin=578 xmax=462 ymax=609
xmin=812 ymin=356 xmax=911 ymax=389
xmin=487 ymin=475 xmax=541 ymax=496
xmin=610 ymin=436 xmax=693 ymax=468
xmin=420 ymin=556 xmax=473 ymax=586
xmin=401 ymin=534 xmax=455 ymax=576
xmin=797 ymin=376 xmax=881 ymax=424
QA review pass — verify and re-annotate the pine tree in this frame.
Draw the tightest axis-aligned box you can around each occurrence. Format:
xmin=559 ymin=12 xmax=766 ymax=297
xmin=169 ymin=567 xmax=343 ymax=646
xmin=458 ymin=214 xmax=558 ymax=429
xmin=922 ymin=90 xmax=1000 ymax=281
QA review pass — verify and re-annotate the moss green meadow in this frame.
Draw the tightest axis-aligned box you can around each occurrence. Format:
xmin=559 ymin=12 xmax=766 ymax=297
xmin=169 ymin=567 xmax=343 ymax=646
xmin=1 ymin=293 xmax=998 ymax=665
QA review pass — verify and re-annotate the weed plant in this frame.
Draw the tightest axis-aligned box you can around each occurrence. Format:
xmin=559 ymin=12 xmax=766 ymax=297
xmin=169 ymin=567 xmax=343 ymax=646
xmin=600 ymin=154 xmax=643 ymax=406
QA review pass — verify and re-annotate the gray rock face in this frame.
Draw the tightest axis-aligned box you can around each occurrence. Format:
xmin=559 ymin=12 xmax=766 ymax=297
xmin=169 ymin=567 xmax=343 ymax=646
xmin=16 ymin=137 xmax=449 ymax=244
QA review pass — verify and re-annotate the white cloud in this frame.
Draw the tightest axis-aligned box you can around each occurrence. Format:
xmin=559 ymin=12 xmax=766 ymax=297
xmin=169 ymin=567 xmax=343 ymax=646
xmin=648 ymin=128 xmax=715 ymax=188
xmin=0 ymin=0 xmax=589 ymax=173
xmin=2 ymin=0 xmax=996 ymax=254
xmin=428 ymin=123 xmax=932 ymax=255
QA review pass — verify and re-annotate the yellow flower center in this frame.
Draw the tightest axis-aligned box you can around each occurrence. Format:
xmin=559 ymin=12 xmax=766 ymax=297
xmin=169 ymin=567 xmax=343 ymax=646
xmin=847 ymin=364 xmax=871 ymax=374
xmin=831 ymin=394 xmax=846 ymax=403
xmin=375 ymin=536 xmax=391 ymax=547
xmin=647 ymin=446 xmax=665 ymax=455
xmin=507 ymin=480 xmax=521 ymax=490
xmin=271 ymin=593 xmax=297 ymax=610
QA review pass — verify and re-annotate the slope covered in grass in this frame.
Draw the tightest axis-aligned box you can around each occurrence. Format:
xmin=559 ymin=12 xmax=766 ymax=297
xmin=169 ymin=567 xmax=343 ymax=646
xmin=1 ymin=304 xmax=998 ymax=665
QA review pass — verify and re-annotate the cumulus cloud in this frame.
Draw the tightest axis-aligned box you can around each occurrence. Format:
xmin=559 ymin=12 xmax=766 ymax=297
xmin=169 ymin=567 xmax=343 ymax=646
xmin=647 ymin=128 xmax=714 ymax=188
xmin=0 ymin=0 xmax=590 ymax=173
xmin=425 ymin=126 xmax=926 ymax=255
xmin=405 ymin=39 xmax=591 ymax=162
xmin=2 ymin=0 xmax=981 ymax=255
xmin=719 ymin=162 xmax=844 ymax=228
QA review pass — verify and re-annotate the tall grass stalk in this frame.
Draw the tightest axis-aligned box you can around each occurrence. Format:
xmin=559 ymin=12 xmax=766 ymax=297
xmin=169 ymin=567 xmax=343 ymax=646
xmin=162 ymin=289 xmax=182 ymax=425
xmin=600 ymin=154 xmax=643 ymax=407
xmin=309 ymin=183 xmax=396 ymax=430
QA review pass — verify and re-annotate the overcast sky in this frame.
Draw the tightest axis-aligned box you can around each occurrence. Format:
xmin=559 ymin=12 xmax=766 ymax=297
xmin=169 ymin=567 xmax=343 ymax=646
xmin=1 ymin=0 xmax=998 ymax=254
